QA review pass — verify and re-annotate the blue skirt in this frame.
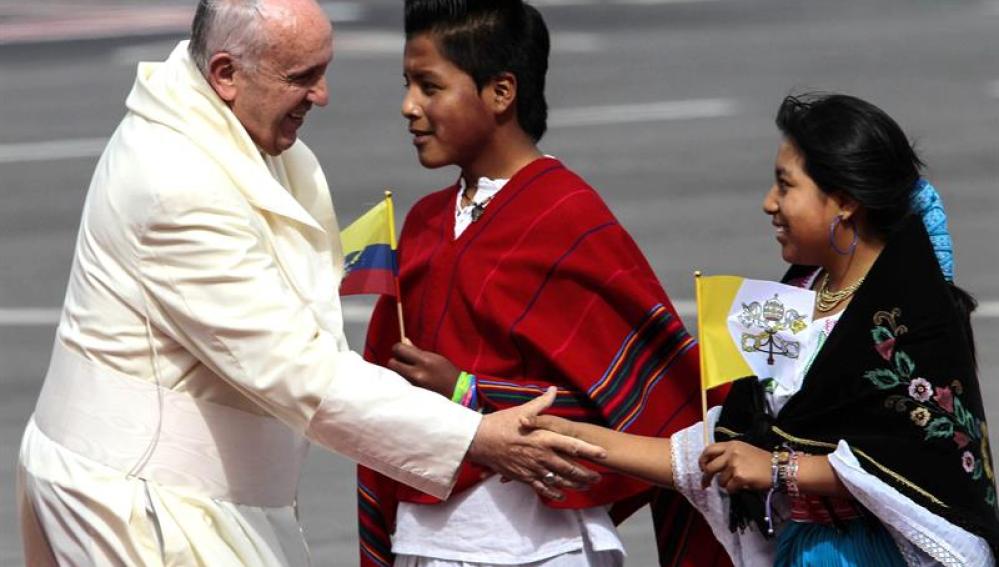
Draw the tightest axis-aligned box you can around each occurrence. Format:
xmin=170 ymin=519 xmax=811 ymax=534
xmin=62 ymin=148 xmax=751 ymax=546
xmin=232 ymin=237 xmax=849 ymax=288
xmin=774 ymin=518 xmax=907 ymax=567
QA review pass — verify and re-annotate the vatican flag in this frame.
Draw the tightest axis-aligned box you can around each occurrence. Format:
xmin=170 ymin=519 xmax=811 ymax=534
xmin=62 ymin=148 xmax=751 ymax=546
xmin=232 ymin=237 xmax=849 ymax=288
xmin=695 ymin=274 xmax=816 ymax=391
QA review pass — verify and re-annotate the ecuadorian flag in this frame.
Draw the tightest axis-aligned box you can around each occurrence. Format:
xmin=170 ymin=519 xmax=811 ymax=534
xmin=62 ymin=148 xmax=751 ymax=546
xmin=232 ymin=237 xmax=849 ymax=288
xmin=695 ymin=274 xmax=816 ymax=390
xmin=340 ymin=195 xmax=398 ymax=297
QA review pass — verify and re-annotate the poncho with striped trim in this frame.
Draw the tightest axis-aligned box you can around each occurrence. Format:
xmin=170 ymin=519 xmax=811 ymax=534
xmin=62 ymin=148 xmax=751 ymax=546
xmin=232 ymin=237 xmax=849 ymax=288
xmin=356 ymin=157 xmax=731 ymax=567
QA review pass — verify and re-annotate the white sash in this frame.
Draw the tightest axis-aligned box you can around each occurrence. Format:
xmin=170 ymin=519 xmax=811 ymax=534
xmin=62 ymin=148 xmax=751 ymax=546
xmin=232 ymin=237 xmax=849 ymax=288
xmin=33 ymin=339 xmax=309 ymax=507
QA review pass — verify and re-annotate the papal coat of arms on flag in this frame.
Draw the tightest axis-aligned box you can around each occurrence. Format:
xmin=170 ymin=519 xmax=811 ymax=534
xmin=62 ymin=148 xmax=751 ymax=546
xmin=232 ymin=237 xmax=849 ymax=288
xmin=738 ymin=294 xmax=808 ymax=364
xmin=696 ymin=275 xmax=816 ymax=391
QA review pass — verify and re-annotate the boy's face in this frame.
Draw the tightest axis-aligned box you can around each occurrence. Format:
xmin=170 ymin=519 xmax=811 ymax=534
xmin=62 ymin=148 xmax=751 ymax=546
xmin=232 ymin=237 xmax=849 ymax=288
xmin=402 ymin=34 xmax=496 ymax=171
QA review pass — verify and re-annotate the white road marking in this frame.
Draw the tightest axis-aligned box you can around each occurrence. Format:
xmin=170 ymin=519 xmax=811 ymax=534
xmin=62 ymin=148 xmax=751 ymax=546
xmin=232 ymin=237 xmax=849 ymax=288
xmin=0 ymin=6 xmax=192 ymax=45
xmin=0 ymin=2 xmax=363 ymax=45
xmin=0 ymin=138 xmax=107 ymax=164
xmin=0 ymin=309 xmax=62 ymax=326
xmin=112 ymin=40 xmax=189 ymax=65
xmin=112 ymin=30 xmax=600 ymax=65
xmin=0 ymin=98 xmax=734 ymax=164
xmin=6 ymin=301 xmax=999 ymax=327
xmin=550 ymin=32 xmax=606 ymax=53
xmin=329 ymin=31 xmax=604 ymax=58
xmin=320 ymin=1 xmax=365 ymax=23
xmin=331 ymin=30 xmax=402 ymax=56
xmin=549 ymin=98 xmax=738 ymax=128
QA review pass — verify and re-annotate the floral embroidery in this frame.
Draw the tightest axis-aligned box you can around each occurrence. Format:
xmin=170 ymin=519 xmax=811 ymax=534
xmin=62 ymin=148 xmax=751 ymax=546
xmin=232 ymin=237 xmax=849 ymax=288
xmin=866 ymin=308 xmax=997 ymax=507
xmin=963 ymin=451 xmax=976 ymax=473
xmin=908 ymin=378 xmax=933 ymax=402
xmin=910 ymin=407 xmax=931 ymax=427
xmin=954 ymin=431 xmax=971 ymax=449
xmin=934 ymin=387 xmax=954 ymax=413
xmin=875 ymin=337 xmax=895 ymax=361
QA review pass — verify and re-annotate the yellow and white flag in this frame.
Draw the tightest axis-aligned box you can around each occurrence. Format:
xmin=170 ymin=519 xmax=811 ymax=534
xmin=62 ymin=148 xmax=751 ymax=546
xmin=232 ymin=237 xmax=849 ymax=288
xmin=695 ymin=274 xmax=816 ymax=391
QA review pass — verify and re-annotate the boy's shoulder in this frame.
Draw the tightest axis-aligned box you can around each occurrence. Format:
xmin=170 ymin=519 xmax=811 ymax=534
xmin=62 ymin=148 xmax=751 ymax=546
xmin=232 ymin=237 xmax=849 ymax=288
xmin=533 ymin=159 xmax=616 ymax=220
xmin=543 ymin=159 xmax=597 ymax=193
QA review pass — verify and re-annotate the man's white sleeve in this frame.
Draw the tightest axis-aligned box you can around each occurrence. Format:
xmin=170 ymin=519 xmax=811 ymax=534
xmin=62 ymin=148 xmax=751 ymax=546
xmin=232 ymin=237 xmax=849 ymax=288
xmin=136 ymin=182 xmax=480 ymax=499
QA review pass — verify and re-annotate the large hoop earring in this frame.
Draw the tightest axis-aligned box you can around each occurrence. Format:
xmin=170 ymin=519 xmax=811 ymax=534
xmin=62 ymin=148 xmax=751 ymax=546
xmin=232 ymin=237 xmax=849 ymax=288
xmin=829 ymin=215 xmax=858 ymax=256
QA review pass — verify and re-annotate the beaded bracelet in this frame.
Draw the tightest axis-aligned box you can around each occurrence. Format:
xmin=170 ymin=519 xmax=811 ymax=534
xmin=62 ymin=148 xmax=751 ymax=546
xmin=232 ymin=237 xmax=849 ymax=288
xmin=784 ymin=449 xmax=800 ymax=497
xmin=775 ymin=444 xmax=801 ymax=498
xmin=765 ymin=447 xmax=790 ymax=535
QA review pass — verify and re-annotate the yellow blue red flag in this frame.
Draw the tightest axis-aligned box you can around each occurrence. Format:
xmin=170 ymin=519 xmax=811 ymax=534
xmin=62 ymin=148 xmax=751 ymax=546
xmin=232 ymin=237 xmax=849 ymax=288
xmin=695 ymin=274 xmax=816 ymax=391
xmin=340 ymin=194 xmax=398 ymax=297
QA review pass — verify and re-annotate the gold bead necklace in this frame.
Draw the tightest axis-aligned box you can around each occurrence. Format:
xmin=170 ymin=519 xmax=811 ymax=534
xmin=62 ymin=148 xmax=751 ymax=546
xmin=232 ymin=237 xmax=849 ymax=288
xmin=815 ymin=271 xmax=865 ymax=312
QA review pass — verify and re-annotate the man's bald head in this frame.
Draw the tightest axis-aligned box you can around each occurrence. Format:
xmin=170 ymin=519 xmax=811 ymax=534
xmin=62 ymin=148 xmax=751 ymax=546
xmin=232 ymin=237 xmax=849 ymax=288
xmin=188 ymin=0 xmax=329 ymax=76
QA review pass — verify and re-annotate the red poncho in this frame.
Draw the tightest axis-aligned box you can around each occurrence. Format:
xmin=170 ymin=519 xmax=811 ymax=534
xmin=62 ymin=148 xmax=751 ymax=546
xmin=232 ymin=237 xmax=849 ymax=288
xmin=358 ymin=157 xmax=729 ymax=567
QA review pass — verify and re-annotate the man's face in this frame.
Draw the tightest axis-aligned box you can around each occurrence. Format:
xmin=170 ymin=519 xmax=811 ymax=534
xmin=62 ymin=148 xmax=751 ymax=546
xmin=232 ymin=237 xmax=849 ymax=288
xmin=230 ymin=9 xmax=332 ymax=155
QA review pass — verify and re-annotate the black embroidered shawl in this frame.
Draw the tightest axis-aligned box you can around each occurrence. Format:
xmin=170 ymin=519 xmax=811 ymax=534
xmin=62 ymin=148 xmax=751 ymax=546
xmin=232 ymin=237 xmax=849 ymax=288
xmin=715 ymin=216 xmax=999 ymax=553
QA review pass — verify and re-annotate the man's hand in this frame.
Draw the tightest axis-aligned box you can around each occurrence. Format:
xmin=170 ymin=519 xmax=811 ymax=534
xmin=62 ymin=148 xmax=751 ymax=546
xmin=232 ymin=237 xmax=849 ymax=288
xmin=520 ymin=414 xmax=578 ymax=440
xmin=698 ymin=440 xmax=772 ymax=493
xmin=466 ymin=387 xmax=606 ymax=500
xmin=388 ymin=342 xmax=460 ymax=397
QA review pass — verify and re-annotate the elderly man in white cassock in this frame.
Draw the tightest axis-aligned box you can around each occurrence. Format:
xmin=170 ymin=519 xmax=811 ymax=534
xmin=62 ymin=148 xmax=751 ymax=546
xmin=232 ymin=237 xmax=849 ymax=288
xmin=15 ymin=0 xmax=603 ymax=564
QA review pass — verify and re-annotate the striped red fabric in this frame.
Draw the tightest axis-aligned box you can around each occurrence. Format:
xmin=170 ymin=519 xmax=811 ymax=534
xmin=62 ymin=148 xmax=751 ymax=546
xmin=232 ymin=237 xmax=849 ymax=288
xmin=789 ymin=494 xmax=864 ymax=524
xmin=357 ymin=157 xmax=726 ymax=566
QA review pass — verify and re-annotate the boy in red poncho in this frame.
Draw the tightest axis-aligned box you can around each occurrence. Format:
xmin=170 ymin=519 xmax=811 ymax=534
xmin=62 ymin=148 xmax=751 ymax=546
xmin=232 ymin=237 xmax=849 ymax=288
xmin=358 ymin=1 xmax=729 ymax=566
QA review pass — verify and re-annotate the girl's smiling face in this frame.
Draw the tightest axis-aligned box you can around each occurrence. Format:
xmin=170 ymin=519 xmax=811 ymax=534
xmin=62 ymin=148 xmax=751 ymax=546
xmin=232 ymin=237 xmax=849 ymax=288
xmin=762 ymin=139 xmax=845 ymax=266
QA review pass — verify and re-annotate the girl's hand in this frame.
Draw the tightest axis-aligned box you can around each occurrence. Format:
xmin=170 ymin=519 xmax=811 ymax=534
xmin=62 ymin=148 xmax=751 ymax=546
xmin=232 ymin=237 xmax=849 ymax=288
xmin=520 ymin=414 xmax=578 ymax=440
xmin=698 ymin=440 xmax=773 ymax=493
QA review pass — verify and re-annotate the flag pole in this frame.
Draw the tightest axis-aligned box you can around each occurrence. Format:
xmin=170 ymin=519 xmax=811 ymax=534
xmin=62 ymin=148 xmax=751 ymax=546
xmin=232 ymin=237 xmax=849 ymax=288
xmin=385 ymin=190 xmax=407 ymax=342
xmin=695 ymin=270 xmax=710 ymax=447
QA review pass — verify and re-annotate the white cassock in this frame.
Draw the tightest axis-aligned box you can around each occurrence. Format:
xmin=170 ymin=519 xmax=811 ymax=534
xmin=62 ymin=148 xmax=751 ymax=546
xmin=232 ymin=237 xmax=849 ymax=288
xmin=17 ymin=41 xmax=481 ymax=566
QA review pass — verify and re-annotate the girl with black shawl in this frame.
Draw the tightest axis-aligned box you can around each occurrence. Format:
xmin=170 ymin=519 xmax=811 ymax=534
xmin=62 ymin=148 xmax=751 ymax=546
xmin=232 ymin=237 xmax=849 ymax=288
xmin=525 ymin=93 xmax=998 ymax=566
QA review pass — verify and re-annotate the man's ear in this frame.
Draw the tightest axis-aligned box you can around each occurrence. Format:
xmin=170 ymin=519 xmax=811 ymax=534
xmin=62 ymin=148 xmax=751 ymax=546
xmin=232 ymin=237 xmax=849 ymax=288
xmin=206 ymin=52 xmax=239 ymax=103
xmin=486 ymin=72 xmax=517 ymax=115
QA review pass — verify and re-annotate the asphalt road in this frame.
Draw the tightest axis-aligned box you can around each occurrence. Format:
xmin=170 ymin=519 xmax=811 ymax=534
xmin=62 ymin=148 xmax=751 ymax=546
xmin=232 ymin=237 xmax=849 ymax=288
xmin=1 ymin=0 xmax=997 ymax=564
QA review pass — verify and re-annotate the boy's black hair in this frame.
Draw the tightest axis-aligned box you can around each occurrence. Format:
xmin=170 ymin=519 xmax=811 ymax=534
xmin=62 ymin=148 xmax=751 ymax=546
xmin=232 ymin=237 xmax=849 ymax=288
xmin=405 ymin=0 xmax=550 ymax=142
